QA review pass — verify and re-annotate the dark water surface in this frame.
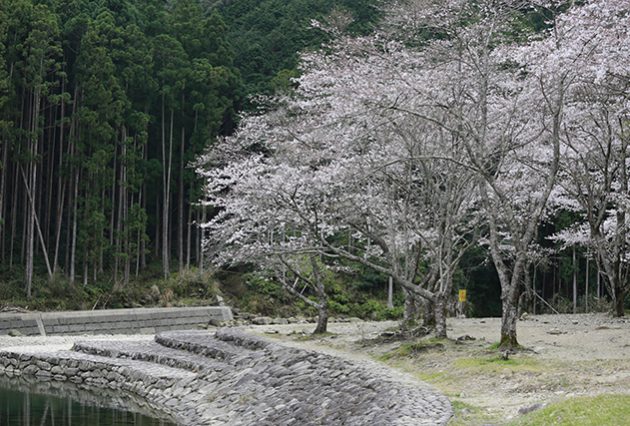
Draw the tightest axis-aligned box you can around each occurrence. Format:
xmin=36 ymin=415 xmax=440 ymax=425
xmin=0 ymin=385 xmax=176 ymax=426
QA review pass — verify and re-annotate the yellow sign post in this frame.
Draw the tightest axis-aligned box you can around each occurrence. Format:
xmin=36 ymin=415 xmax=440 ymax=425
xmin=458 ymin=289 xmax=467 ymax=303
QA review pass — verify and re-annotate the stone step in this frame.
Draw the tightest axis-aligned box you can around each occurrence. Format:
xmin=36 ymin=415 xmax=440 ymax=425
xmin=72 ymin=339 xmax=227 ymax=373
xmin=214 ymin=327 xmax=274 ymax=350
xmin=155 ymin=330 xmax=263 ymax=366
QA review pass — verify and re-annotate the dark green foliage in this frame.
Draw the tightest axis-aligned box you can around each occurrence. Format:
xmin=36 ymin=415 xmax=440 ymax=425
xmin=218 ymin=0 xmax=380 ymax=98
xmin=458 ymin=246 xmax=502 ymax=318
xmin=0 ymin=0 xmax=241 ymax=296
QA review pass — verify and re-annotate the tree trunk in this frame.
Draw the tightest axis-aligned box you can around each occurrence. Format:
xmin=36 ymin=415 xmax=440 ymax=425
xmin=178 ymin=125 xmax=185 ymax=272
xmin=313 ymin=304 xmax=329 ymax=334
xmin=154 ymin=193 xmax=160 ymax=260
xmin=310 ymin=256 xmax=328 ymax=334
xmin=83 ymin=257 xmax=88 ymax=287
xmin=9 ymin=156 xmax=18 ymax=267
xmin=122 ymin=129 xmax=130 ymax=287
xmin=585 ymin=256 xmax=589 ymax=312
xmin=161 ymin=102 xmax=173 ymax=279
xmin=613 ymin=286 xmax=625 ymax=317
xmin=26 ymin=83 xmax=42 ymax=299
xmin=20 ymin=167 xmax=52 ymax=279
xmin=422 ymin=299 xmax=436 ymax=328
xmin=532 ymin=265 xmax=537 ymax=315
xmin=500 ymin=291 xmax=520 ymax=349
xmin=434 ymin=296 xmax=447 ymax=338
xmin=69 ymin=168 xmax=79 ymax=284
xmin=186 ymin=204 xmax=192 ymax=269
xmin=596 ymin=264 xmax=601 ymax=299
xmin=0 ymin=132 xmax=8 ymax=262
xmin=572 ymin=247 xmax=577 ymax=313
xmin=402 ymin=289 xmax=418 ymax=327
xmin=199 ymin=206 xmax=206 ymax=272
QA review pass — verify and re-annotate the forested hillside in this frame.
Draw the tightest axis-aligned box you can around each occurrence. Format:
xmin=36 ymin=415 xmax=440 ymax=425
xmin=0 ymin=0 xmax=378 ymax=307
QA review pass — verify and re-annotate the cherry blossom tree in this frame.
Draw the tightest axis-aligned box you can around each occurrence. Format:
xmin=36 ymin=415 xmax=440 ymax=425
xmin=376 ymin=0 xmax=562 ymax=348
xmin=199 ymin=30 xmax=480 ymax=338
xmin=547 ymin=0 xmax=630 ymax=317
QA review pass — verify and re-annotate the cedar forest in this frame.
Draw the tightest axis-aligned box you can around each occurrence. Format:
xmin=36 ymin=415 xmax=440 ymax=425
xmin=1 ymin=0 xmax=629 ymax=349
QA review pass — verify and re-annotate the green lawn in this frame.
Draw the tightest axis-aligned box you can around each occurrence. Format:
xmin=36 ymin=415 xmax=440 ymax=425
xmin=511 ymin=394 xmax=630 ymax=426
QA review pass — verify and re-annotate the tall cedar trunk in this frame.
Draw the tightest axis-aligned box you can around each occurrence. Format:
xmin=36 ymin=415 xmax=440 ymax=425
xmin=135 ymin=171 xmax=144 ymax=277
xmin=122 ymin=128 xmax=130 ymax=286
xmin=178 ymin=124 xmax=185 ymax=272
xmin=0 ymin=131 xmax=7 ymax=262
xmin=25 ymin=83 xmax=42 ymax=299
xmin=14 ymin=86 xmax=26 ymax=266
xmin=140 ymin=141 xmax=147 ymax=270
xmin=114 ymin=135 xmax=121 ymax=285
xmin=110 ymin=138 xmax=117 ymax=247
xmin=69 ymin=89 xmax=82 ymax=280
xmin=21 ymin=166 xmax=52 ymax=279
xmin=69 ymin=167 xmax=79 ymax=284
xmin=9 ymin=157 xmax=18 ymax=267
xmin=53 ymin=82 xmax=72 ymax=274
xmin=83 ymin=255 xmax=88 ymax=286
xmin=199 ymin=206 xmax=206 ymax=272
xmin=99 ymin=189 xmax=105 ymax=273
xmin=44 ymin=105 xmax=55 ymax=245
xmin=186 ymin=203 xmax=192 ymax=268
xmin=21 ymin=87 xmax=29 ymax=263
xmin=160 ymin=96 xmax=166 ymax=272
xmin=154 ymin=193 xmax=160 ymax=260
xmin=195 ymin=209 xmax=200 ymax=268
xmin=161 ymin=99 xmax=173 ymax=279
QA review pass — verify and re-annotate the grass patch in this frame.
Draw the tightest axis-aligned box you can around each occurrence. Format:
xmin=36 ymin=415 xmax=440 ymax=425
xmin=448 ymin=400 xmax=498 ymax=426
xmin=453 ymin=356 xmax=542 ymax=373
xmin=487 ymin=341 xmax=501 ymax=350
xmin=379 ymin=338 xmax=447 ymax=361
xmin=510 ymin=394 xmax=630 ymax=425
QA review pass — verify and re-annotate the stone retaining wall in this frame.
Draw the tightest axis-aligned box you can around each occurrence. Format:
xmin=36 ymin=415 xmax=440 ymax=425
xmin=0 ymin=306 xmax=233 ymax=336
xmin=0 ymin=328 xmax=452 ymax=425
xmin=0 ymin=349 xmax=193 ymax=423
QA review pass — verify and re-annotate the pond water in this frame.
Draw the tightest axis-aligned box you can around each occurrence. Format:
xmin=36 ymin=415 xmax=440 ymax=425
xmin=0 ymin=385 xmax=176 ymax=426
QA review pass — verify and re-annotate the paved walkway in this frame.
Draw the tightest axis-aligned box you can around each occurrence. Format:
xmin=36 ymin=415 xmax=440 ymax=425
xmin=0 ymin=328 xmax=452 ymax=425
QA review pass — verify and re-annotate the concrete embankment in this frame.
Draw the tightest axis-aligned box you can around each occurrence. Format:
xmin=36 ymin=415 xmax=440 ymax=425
xmin=0 ymin=306 xmax=232 ymax=336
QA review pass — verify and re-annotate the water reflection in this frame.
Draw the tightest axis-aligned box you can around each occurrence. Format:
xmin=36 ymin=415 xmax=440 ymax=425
xmin=0 ymin=386 xmax=176 ymax=426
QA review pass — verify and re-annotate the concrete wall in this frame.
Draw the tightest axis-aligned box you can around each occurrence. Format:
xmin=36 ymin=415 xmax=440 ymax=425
xmin=0 ymin=306 xmax=232 ymax=336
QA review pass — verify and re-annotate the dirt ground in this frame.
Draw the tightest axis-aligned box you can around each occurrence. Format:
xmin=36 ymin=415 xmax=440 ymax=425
xmin=244 ymin=313 xmax=630 ymax=425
